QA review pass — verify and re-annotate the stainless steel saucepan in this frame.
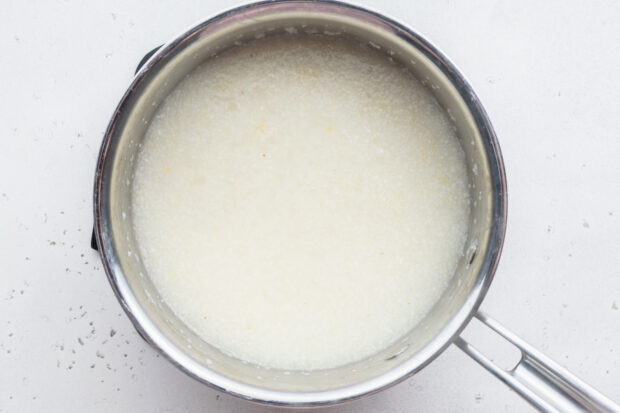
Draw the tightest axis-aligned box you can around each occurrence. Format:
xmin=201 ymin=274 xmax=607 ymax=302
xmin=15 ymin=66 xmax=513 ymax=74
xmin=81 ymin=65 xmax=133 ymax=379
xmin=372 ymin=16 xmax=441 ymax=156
xmin=93 ymin=1 xmax=619 ymax=411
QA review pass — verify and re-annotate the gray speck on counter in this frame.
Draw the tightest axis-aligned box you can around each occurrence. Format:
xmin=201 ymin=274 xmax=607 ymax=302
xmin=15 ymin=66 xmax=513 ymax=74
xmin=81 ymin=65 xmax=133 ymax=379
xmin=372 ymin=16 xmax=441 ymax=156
xmin=96 ymin=350 xmax=105 ymax=359
xmin=110 ymin=329 xmax=116 ymax=338
xmin=613 ymin=301 xmax=618 ymax=311
xmin=582 ymin=220 xmax=590 ymax=228
xmin=78 ymin=337 xmax=84 ymax=345
xmin=474 ymin=393 xmax=484 ymax=403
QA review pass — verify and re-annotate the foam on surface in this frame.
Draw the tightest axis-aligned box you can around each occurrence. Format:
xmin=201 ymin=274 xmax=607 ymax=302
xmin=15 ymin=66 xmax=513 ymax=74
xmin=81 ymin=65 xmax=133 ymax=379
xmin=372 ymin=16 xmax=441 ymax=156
xmin=131 ymin=34 xmax=470 ymax=370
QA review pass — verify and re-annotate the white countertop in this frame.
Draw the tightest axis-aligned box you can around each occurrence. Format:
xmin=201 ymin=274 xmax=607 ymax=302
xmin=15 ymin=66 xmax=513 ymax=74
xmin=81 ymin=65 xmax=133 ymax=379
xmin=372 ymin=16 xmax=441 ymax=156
xmin=1 ymin=1 xmax=619 ymax=411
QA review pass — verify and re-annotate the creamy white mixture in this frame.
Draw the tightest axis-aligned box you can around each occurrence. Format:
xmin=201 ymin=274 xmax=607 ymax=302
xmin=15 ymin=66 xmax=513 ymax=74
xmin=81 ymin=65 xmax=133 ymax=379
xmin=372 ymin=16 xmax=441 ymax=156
xmin=132 ymin=35 xmax=470 ymax=370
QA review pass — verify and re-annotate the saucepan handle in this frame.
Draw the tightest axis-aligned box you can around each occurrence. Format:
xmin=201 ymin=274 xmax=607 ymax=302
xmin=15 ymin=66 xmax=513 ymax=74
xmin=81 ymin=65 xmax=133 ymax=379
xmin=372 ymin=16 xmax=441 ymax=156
xmin=454 ymin=312 xmax=619 ymax=412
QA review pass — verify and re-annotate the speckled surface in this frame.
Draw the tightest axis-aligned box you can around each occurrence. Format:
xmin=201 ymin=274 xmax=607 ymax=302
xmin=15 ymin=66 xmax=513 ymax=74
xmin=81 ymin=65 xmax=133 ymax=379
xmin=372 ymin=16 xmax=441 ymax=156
xmin=1 ymin=1 xmax=619 ymax=412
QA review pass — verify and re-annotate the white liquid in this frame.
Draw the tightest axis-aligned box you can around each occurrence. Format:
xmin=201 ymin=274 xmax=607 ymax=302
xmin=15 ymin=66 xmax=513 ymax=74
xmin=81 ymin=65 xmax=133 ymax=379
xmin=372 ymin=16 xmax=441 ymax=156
xmin=132 ymin=35 xmax=470 ymax=370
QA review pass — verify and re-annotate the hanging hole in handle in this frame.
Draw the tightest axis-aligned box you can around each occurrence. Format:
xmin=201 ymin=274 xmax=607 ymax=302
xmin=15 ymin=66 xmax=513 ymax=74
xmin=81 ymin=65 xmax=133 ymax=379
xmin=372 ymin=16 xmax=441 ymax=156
xmin=461 ymin=317 xmax=522 ymax=371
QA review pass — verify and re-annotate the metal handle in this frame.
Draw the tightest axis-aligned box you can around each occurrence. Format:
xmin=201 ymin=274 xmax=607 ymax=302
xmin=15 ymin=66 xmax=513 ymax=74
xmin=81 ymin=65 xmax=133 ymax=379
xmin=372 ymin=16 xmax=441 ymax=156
xmin=455 ymin=312 xmax=619 ymax=412
xmin=90 ymin=46 xmax=164 ymax=253
xmin=135 ymin=45 xmax=162 ymax=75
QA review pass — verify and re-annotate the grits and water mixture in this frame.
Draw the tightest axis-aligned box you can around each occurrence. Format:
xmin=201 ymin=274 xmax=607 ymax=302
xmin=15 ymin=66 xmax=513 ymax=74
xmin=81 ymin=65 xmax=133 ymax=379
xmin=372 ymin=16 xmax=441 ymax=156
xmin=131 ymin=35 xmax=470 ymax=370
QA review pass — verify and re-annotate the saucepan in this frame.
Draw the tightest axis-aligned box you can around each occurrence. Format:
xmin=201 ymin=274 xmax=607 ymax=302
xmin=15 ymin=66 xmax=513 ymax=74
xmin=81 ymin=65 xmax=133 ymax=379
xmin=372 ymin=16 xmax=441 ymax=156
xmin=93 ymin=1 xmax=619 ymax=411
